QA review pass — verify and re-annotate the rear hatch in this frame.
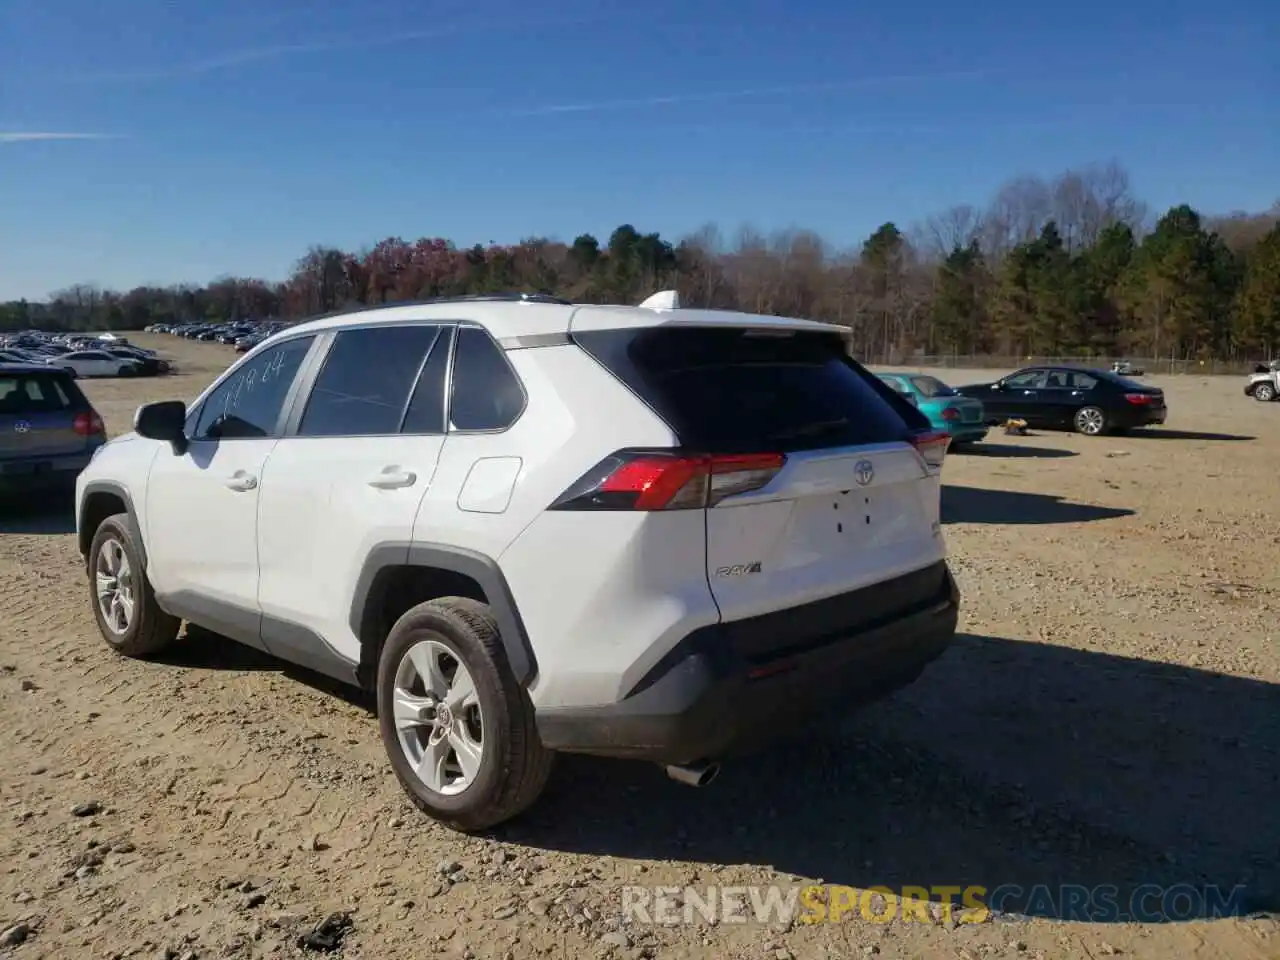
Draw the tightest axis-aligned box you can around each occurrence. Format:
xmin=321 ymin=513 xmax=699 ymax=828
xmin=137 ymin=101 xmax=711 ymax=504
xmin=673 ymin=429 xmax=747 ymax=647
xmin=569 ymin=325 xmax=949 ymax=626
xmin=0 ymin=370 xmax=98 ymax=462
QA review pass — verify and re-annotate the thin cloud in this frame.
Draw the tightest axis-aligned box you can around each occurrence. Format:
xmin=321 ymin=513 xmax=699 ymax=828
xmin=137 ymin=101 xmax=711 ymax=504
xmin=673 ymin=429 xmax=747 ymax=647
xmin=67 ymin=15 xmax=604 ymax=82
xmin=494 ymin=68 xmax=1003 ymax=118
xmin=0 ymin=132 xmax=118 ymax=143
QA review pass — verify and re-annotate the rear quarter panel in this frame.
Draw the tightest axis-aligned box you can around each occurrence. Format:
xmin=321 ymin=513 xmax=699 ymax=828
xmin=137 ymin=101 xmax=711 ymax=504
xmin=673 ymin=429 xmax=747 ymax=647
xmin=438 ymin=343 xmax=721 ymax=711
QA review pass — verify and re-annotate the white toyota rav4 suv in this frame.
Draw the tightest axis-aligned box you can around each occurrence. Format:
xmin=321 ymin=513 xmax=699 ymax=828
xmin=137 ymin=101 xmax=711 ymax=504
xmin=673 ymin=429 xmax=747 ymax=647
xmin=76 ymin=292 xmax=959 ymax=832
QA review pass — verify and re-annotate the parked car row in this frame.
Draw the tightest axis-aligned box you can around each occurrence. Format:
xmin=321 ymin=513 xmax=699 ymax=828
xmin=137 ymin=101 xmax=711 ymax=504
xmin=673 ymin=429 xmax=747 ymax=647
xmin=0 ymin=331 xmax=170 ymax=378
xmin=146 ymin=319 xmax=292 ymax=354
xmin=875 ymin=364 xmax=1168 ymax=440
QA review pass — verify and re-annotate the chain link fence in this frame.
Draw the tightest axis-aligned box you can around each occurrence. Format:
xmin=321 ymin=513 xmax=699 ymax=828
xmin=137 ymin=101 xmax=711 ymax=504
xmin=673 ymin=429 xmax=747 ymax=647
xmin=870 ymin=354 xmax=1264 ymax=376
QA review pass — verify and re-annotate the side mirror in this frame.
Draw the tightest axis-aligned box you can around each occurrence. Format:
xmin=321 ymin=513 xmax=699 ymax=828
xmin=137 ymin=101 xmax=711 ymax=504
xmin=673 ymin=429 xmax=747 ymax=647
xmin=135 ymin=400 xmax=188 ymax=454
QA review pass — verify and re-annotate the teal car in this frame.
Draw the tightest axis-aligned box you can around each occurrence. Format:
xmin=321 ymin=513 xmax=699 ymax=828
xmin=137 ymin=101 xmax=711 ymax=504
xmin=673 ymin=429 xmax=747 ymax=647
xmin=877 ymin=372 xmax=988 ymax=446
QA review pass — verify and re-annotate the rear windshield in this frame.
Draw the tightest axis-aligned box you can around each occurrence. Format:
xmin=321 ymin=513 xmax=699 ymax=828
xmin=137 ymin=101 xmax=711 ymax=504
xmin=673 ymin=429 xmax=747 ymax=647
xmin=909 ymin=375 xmax=957 ymax=398
xmin=573 ymin=326 xmax=927 ymax=453
xmin=0 ymin=373 xmax=79 ymax=414
xmin=1099 ymin=371 xmax=1151 ymax=392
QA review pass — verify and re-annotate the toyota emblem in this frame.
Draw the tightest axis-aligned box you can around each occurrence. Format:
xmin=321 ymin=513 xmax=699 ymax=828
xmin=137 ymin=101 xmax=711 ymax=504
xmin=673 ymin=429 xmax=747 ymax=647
xmin=854 ymin=459 xmax=874 ymax=486
xmin=13 ymin=420 xmax=30 ymax=434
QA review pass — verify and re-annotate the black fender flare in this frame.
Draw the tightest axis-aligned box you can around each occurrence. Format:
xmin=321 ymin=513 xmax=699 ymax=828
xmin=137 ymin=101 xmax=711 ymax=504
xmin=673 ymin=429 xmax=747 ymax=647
xmin=350 ymin=542 xmax=538 ymax=686
xmin=78 ymin=480 xmax=147 ymax=567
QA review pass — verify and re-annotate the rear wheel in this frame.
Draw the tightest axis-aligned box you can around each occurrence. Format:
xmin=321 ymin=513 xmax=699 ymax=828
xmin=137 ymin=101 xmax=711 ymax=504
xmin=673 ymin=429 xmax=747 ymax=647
xmin=1073 ymin=406 xmax=1107 ymax=436
xmin=88 ymin=514 xmax=181 ymax=657
xmin=376 ymin=597 xmax=553 ymax=832
xmin=1254 ymin=382 xmax=1276 ymax=402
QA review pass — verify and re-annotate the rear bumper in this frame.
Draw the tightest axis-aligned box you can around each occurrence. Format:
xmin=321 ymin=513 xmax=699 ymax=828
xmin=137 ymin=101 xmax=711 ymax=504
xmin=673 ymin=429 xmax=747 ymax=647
xmin=0 ymin=449 xmax=97 ymax=491
xmin=1115 ymin=404 xmax=1167 ymax=427
xmin=535 ymin=562 xmax=960 ymax=765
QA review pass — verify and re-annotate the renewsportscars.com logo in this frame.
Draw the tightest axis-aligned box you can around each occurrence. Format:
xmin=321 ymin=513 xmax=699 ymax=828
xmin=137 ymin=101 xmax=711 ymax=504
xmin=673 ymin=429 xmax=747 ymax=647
xmin=622 ymin=883 xmax=1251 ymax=926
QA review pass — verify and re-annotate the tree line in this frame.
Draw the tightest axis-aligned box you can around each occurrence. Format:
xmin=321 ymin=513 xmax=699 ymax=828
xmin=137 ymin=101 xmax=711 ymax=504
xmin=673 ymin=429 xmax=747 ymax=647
xmin=4 ymin=161 xmax=1278 ymax=364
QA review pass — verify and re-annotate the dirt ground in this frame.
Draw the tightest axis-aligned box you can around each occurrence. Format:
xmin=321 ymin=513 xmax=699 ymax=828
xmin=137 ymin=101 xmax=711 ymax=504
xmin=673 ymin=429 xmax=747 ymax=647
xmin=1 ymin=335 xmax=1277 ymax=960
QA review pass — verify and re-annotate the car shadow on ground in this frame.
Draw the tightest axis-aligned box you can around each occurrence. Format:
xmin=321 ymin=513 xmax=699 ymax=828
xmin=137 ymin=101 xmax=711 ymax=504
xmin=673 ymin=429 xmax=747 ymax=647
xmin=511 ymin=634 xmax=1279 ymax=923
xmin=152 ymin=625 xmax=376 ymax=712
xmin=958 ymin=443 xmax=1077 ymax=459
xmin=1127 ymin=429 xmax=1255 ymax=442
xmin=942 ymin=486 xmax=1134 ymax=525
xmin=0 ymin=492 xmax=77 ymax=535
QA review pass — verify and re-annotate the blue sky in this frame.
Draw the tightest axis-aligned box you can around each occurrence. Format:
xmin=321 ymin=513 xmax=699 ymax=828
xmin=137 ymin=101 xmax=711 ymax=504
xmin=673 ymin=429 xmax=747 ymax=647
xmin=1 ymin=0 xmax=1276 ymax=300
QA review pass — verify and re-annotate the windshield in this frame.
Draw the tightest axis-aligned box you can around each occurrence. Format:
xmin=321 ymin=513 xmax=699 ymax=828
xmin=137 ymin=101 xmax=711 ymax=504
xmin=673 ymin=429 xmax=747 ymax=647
xmin=908 ymin=375 xmax=956 ymax=398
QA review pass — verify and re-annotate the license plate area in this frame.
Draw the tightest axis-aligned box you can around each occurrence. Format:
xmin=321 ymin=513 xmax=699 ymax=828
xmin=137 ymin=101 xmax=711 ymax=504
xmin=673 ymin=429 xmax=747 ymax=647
xmin=790 ymin=490 xmax=885 ymax=557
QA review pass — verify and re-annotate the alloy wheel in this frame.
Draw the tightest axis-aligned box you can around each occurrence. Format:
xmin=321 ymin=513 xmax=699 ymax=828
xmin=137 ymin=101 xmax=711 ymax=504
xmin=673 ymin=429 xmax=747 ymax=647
xmin=95 ymin=538 xmax=135 ymax=635
xmin=391 ymin=640 xmax=484 ymax=796
xmin=1075 ymin=408 xmax=1105 ymax=435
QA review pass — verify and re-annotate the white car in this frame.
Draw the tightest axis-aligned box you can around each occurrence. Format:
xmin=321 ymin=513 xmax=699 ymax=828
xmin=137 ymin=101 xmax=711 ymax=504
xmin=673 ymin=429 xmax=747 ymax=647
xmin=1246 ymin=361 xmax=1279 ymax=402
xmin=52 ymin=350 xmax=141 ymax=378
xmin=75 ymin=291 xmax=958 ymax=831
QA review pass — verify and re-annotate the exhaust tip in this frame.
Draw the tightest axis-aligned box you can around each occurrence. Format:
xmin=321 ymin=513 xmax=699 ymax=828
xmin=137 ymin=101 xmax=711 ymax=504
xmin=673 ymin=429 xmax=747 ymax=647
xmin=664 ymin=761 xmax=720 ymax=788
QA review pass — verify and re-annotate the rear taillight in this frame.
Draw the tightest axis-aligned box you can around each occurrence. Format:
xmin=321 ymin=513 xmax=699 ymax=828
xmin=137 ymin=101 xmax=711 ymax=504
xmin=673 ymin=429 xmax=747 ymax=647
xmin=909 ymin=430 xmax=950 ymax=470
xmin=550 ymin=450 xmax=785 ymax=511
xmin=940 ymin=406 xmax=961 ymax=421
xmin=73 ymin=411 xmax=105 ymax=436
xmin=1124 ymin=393 xmax=1153 ymax=405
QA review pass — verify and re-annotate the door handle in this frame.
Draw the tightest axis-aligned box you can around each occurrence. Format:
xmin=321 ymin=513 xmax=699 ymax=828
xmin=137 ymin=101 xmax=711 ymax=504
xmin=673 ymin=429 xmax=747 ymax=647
xmin=225 ymin=472 xmax=258 ymax=492
xmin=368 ymin=467 xmax=417 ymax=490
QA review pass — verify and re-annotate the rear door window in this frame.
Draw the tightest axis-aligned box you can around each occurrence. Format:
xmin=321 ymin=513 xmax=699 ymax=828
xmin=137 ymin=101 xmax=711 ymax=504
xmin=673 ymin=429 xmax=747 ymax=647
xmin=1063 ymin=371 xmax=1097 ymax=390
xmin=401 ymin=326 xmax=453 ymax=435
xmin=298 ymin=325 xmax=442 ymax=437
xmin=573 ymin=326 xmax=923 ymax=453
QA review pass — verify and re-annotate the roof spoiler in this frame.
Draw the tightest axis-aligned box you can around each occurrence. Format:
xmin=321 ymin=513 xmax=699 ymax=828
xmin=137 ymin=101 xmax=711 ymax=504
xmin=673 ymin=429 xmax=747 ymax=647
xmin=638 ymin=290 xmax=680 ymax=311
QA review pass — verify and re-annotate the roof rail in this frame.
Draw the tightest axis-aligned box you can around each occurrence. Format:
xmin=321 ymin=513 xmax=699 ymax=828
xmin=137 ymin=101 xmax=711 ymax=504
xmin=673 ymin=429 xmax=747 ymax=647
xmin=436 ymin=292 xmax=574 ymax=306
xmin=301 ymin=292 xmax=574 ymax=323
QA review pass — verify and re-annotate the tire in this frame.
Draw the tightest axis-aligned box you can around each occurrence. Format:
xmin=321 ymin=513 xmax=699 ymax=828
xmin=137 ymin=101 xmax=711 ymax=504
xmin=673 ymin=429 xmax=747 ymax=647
xmin=1254 ymin=382 xmax=1276 ymax=402
xmin=87 ymin=513 xmax=181 ymax=658
xmin=1073 ymin=406 xmax=1108 ymax=436
xmin=377 ymin=597 xmax=553 ymax=832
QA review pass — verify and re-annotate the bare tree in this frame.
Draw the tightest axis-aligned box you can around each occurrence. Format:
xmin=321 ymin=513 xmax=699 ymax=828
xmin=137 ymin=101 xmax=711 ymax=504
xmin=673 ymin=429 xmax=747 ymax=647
xmin=983 ymin=175 xmax=1053 ymax=254
xmin=916 ymin=204 xmax=984 ymax=260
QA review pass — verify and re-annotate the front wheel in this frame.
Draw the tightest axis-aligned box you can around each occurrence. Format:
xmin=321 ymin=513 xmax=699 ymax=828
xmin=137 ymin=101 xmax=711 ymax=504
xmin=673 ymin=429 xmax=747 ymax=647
xmin=377 ymin=597 xmax=553 ymax=832
xmin=1073 ymin=406 xmax=1108 ymax=436
xmin=1254 ymin=382 xmax=1276 ymax=402
xmin=88 ymin=514 xmax=181 ymax=657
